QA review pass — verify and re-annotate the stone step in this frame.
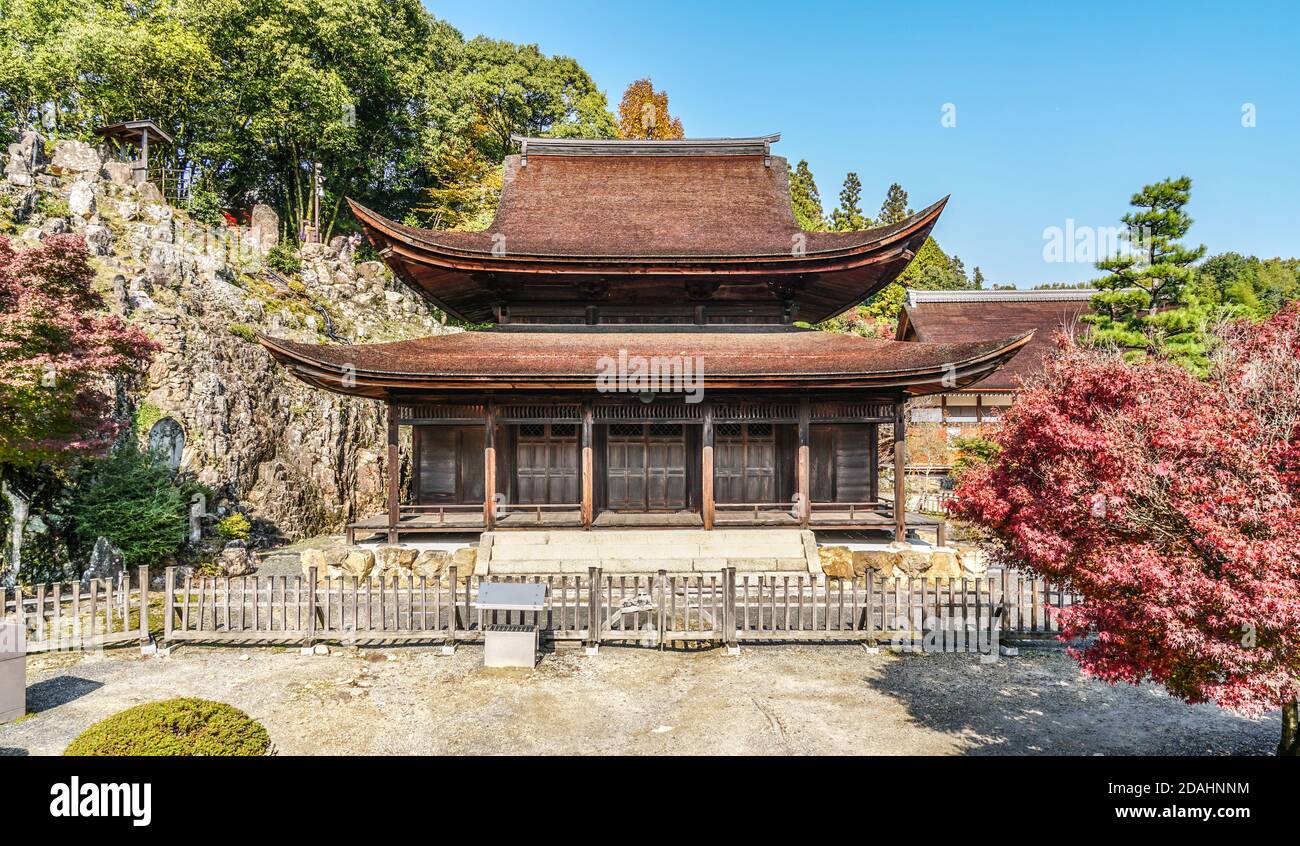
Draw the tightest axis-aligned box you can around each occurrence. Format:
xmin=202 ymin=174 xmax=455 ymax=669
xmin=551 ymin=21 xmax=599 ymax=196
xmin=481 ymin=529 xmax=819 ymax=575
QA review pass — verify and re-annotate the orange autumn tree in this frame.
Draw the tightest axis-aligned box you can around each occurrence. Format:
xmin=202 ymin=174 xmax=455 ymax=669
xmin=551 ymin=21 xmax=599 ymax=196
xmin=617 ymin=78 xmax=684 ymax=140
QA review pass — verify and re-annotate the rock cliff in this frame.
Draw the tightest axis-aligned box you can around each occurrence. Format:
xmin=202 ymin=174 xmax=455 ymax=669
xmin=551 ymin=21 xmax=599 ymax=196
xmin=2 ymin=132 xmax=451 ymax=540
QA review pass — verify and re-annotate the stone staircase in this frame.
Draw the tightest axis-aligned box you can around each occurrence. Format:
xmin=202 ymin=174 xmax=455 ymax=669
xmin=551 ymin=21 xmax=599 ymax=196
xmin=479 ymin=529 xmax=820 ymax=576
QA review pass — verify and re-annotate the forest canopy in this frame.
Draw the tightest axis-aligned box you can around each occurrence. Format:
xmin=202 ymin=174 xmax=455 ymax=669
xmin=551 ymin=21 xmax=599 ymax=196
xmin=0 ymin=0 xmax=618 ymax=240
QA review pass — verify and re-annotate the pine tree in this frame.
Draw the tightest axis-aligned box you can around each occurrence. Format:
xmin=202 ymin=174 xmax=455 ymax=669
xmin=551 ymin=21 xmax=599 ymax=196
xmin=830 ymin=172 xmax=869 ymax=231
xmin=1085 ymin=177 xmax=1209 ymax=371
xmin=972 ymin=266 xmax=985 ymax=289
xmin=789 ymin=159 xmax=827 ymax=231
xmin=1093 ymin=176 xmax=1206 ymax=317
xmin=877 ymin=182 xmax=912 ymax=225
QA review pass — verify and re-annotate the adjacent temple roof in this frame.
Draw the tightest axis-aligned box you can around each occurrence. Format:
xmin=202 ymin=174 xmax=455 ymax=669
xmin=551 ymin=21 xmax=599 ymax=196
xmin=348 ymin=134 xmax=946 ymax=323
xmin=896 ymin=288 xmax=1096 ymax=391
xmin=257 ymin=327 xmax=1032 ymax=400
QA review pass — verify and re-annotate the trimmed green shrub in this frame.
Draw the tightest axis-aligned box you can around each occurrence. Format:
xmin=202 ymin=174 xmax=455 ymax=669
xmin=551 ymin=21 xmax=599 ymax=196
xmin=216 ymin=512 xmax=251 ymax=541
xmin=64 ymin=698 xmax=270 ymax=756
xmin=69 ymin=442 xmax=192 ymax=569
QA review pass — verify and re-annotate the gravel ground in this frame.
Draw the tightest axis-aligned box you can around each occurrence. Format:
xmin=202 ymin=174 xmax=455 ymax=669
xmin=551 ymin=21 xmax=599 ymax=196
xmin=0 ymin=643 xmax=1278 ymax=756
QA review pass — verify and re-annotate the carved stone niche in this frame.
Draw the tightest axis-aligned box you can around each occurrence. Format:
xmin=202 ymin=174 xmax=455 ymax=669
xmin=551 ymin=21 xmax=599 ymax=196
xmin=684 ymin=279 xmax=720 ymax=301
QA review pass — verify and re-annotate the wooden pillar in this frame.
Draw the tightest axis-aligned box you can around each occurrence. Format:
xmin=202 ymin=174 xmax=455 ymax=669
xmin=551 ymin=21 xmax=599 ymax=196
xmin=940 ymin=395 xmax=948 ymax=424
xmin=867 ymin=421 xmax=879 ymax=504
xmin=701 ymin=402 xmax=715 ymax=530
xmin=137 ymin=128 xmax=149 ymax=185
xmin=893 ymin=400 xmax=907 ymax=541
xmin=797 ymin=398 xmax=811 ymax=527
xmin=386 ymin=400 xmax=399 ymax=543
xmin=484 ymin=402 xmax=496 ymax=530
xmin=975 ymin=394 xmax=984 ymax=425
xmin=581 ymin=402 xmax=593 ymax=529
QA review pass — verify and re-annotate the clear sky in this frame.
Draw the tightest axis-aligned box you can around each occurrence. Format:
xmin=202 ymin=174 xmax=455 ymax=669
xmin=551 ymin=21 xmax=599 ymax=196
xmin=427 ymin=0 xmax=1299 ymax=288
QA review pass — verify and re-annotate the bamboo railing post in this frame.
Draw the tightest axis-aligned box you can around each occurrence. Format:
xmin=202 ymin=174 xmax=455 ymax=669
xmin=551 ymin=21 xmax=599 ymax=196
xmin=657 ymin=569 xmax=668 ymax=651
xmin=725 ymin=566 xmax=739 ymax=655
xmin=443 ymin=567 xmax=458 ymax=655
xmin=303 ymin=566 xmax=318 ymax=653
xmin=163 ymin=567 xmax=175 ymax=644
xmin=137 ymin=566 xmax=150 ymax=647
xmin=585 ymin=566 xmax=601 ymax=654
xmin=1000 ymin=567 xmax=1011 ymax=633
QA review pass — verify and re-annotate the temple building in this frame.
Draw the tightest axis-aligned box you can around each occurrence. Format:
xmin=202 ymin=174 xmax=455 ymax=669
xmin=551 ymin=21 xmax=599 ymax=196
xmin=897 ymin=288 xmax=1095 ymax=426
xmin=259 ymin=134 xmax=1029 ymax=544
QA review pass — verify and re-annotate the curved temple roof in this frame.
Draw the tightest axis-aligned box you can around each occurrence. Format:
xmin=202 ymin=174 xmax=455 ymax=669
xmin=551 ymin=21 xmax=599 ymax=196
xmin=348 ymin=135 xmax=947 ymax=324
xmin=257 ymin=327 xmax=1033 ymax=400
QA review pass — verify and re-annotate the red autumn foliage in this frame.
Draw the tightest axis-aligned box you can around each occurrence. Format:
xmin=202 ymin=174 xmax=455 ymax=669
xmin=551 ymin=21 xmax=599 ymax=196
xmin=0 ymin=234 xmax=158 ymax=467
xmin=950 ymin=304 xmax=1300 ymax=718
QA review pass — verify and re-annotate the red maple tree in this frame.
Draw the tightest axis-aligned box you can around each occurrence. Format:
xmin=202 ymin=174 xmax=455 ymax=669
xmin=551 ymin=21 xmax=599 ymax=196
xmin=1 ymin=234 xmax=157 ymax=582
xmin=950 ymin=304 xmax=1300 ymax=755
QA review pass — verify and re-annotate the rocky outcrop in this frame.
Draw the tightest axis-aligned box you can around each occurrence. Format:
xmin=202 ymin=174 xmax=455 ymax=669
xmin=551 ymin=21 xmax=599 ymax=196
xmin=828 ymin=543 xmax=989 ymax=581
xmin=2 ymin=134 xmax=452 ymax=542
xmin=218 ymin=540 xmax=258 ymax=576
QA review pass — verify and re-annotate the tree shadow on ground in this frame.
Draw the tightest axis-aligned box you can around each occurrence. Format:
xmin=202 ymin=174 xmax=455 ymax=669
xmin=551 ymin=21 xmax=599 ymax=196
xmin=863 ymin=647 xmax=1277 ymax=756
xmin=25 ymin=676 xmax=103 ymax=713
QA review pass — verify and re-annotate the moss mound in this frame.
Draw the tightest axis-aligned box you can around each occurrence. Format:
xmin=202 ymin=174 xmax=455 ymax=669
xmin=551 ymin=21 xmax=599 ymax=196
xmin=64 ymin=697 xmax=270 ymax=756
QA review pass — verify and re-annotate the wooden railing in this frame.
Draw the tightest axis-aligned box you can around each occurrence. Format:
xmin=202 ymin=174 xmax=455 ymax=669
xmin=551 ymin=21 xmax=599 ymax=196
xmin=161 ymin=566 xmax=1077 ymax=650
xmin=713 ymin=501 xmax=797 ymax=518
xmin=1 ymin=567 xmax=151 ymax=653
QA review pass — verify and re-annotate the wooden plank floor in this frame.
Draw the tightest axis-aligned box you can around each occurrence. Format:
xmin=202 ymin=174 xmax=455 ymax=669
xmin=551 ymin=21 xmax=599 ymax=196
xmin=347 ymin=509 xmax=941 ymax=536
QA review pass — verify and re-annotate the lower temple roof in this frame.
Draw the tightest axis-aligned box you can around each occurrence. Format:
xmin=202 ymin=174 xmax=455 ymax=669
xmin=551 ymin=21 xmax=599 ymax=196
xmin=258 ymin=326 xmax=1032 ymax=399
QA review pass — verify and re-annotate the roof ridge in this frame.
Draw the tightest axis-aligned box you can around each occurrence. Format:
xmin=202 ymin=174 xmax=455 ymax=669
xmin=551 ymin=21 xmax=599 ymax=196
xmin=907 ymin=288 xmax=1099 ymax=304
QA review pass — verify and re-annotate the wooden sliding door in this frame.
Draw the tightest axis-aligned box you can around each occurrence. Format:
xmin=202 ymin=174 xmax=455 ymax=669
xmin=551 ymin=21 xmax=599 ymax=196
xmin=605 ymin=423 xmax=688 ymax=511
xmin=513 ymin=423 xmax=580 ymax=504
xmin=413 ymin=425 xmax=484 ymax=504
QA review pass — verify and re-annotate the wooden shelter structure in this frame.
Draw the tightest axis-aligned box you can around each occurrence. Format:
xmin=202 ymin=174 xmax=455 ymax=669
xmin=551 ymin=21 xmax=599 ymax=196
xmin=260 ymin=134 xmax=1030 ymax=542
xmin=93 ymin=119 xmax=173 ymax=186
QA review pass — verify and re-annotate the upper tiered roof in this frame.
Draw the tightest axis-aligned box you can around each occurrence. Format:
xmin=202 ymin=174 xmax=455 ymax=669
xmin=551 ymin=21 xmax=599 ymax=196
xmin=349 ymin=134 xmax=946 ymax=324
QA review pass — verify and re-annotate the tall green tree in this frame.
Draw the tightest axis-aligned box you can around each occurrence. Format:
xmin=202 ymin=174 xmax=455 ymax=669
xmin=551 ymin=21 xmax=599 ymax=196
xmin=830 ymin=172 xmax=869 ymax=231
xmin=789 ymin=159 xmax=827 ymax=231
xmin=1085 ymin=177 xmax=1209 ymax=372
xmin=0 ymin=1 xmax=617 ymax=239
xmin=460 ymin=37 xmax=616 ymax=162
xmin=1093 ymin=176 xmax=1206 ymax=317
xmin=877 ymin=182 xmax=912 ymax=225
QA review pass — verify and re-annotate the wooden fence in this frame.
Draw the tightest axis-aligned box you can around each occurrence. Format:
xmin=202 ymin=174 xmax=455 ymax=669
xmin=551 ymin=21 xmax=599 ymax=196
xmin=1 ymin=567 xmax=151 ymax=653
xmin=162 ymin=566 xmax=1078 ymax=651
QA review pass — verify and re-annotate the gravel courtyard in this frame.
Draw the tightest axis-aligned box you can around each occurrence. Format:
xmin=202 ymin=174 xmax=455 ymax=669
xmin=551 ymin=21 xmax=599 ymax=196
xmin=0 ymin=643 xmax=1278 ymax=756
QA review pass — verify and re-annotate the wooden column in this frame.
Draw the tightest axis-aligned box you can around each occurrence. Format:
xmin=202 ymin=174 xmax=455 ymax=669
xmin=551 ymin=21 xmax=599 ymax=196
xmin=797 ymin=398 xmax=811 ymax=527
xmin=386 ymin=400 xmax=399 ymax=543
xmin=581 ymin=402 xmax=594 ymax=529
xmin=975 ymin=394 xmax=984 ymax=425
xmin=893 ymin=400 xmax=907 ymax=542
xmin=137 ymin=128 xmax=149 ymax=185
xmin=701 ymin=402 xmax=715 ymax=530
xmin=483 ymin=401 xmax=496 ymax=530
xmin=867 ymin=421 xmax=880 ymax=504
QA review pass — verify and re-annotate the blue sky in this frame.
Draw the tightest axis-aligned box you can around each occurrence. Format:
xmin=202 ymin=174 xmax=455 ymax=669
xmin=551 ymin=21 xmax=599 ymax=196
xmin=428 ymin=0 xmax=1299 ymax=287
